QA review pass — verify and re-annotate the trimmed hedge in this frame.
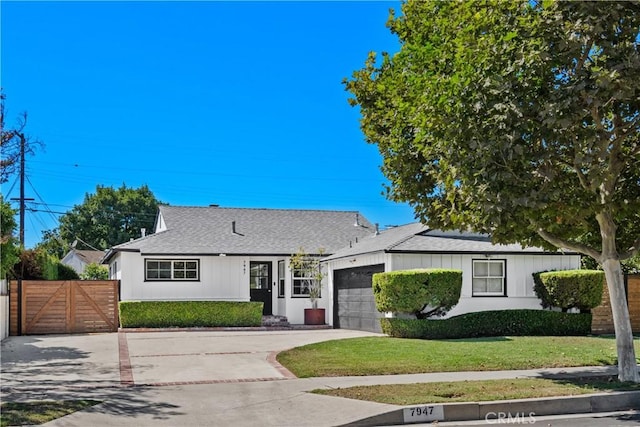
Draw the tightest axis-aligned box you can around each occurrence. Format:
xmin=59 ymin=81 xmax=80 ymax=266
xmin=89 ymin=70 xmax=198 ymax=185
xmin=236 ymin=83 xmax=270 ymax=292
xmin=57 ymin=263 xmax=81 ymax=280
xmin=380 ymin=309 xmax=592 ymax=339
xmin=373 ymin=269 xmax=462 ymax=318
xmin=119 ymin=301 xmax=264 ymax=328
xmin=533 ymin=270 xmax=604 ymax=312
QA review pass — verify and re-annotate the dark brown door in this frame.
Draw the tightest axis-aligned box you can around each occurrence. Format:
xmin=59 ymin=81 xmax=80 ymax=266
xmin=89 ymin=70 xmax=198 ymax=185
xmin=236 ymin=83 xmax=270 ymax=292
xmin=249 ymin=262 xmax=272 ymax=315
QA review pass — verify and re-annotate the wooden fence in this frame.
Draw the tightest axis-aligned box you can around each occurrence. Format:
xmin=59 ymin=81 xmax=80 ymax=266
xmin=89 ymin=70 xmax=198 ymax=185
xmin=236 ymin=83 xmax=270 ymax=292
xmin=591 ymin=274 xmax=640 ymax=334
xmin=10 ymin=280 xmax=119 ymax=335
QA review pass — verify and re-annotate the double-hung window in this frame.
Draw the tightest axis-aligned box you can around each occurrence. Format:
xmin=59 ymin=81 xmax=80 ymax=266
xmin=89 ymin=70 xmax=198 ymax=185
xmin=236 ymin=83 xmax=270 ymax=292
xmin=145 ymin=259 xmax=199 ymax=281
xmin=292 ymin=267 xmax=318 ymax=297
xmin=472 ymin=259 xmax=506 ymax=296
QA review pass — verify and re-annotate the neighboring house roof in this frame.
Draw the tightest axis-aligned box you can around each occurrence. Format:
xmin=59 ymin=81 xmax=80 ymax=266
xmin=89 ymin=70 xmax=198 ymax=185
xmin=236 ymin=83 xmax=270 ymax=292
xmin=61 ymin=249 xmax=106 ymax=265
xmin=324 ymin=222 xmax=575 ymax=261
xmin=104 ymin=205 xmax=376 ymax=260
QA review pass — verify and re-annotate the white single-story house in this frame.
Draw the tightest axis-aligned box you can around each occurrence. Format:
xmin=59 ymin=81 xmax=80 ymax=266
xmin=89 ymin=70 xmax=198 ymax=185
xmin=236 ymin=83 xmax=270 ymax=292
xmin=323 ymin=223 xmax=581 ymax=332
xmin=103 ymin=205 xmax=376 ymax=325
xmin=61 ymin=249 xmax=106 ymax=275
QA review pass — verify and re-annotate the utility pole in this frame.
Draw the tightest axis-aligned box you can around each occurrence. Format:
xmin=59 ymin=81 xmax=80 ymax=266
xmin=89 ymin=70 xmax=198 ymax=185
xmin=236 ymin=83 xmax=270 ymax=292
xmin=10 ymin=133 xmax=34 ymax=245
xmin=19 ymin=132 xmax=25 ymax=245
xmin=9 ymin=132 xmax=33 ymax=336
xmin=16 ymin=133 xmax=25 ymax=336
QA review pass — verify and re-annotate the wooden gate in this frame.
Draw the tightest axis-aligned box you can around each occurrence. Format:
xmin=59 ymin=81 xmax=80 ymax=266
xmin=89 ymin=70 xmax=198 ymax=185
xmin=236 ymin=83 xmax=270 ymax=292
xmin=591 ymin=274 xmax=640 ymax=334
xmin=10 ymin=280 xmax=119 ymax=335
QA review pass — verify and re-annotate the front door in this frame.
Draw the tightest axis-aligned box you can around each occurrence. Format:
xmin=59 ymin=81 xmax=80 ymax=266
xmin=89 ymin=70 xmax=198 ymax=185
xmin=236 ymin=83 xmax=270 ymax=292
xmin=249 ymin=261 xmax=272 ymax=315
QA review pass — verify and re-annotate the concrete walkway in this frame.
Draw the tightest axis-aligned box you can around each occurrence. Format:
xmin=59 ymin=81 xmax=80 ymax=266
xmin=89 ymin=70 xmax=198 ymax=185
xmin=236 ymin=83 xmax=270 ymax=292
xmin=1 ymin=330 xmax=638 ymax=426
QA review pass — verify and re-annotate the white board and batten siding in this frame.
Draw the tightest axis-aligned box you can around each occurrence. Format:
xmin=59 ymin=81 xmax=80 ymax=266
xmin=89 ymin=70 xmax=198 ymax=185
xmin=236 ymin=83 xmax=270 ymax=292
xmin=326 ymin=251 xmax=580 ymax=322
xmin=389 ymin=253 xmax=580 ymax=317
xmin=116 ymin=252 xmax=248 ymax=302
xmin=326 ymin=252 xmax=389 ymax=272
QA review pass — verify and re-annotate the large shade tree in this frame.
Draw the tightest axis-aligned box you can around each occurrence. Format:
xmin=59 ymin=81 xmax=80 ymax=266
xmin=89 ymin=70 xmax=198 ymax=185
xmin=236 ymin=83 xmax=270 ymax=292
xmin=39 ymin=184 xmax=162 ymax=253
xmin=346 ymin=0 xmax=640 ymax=381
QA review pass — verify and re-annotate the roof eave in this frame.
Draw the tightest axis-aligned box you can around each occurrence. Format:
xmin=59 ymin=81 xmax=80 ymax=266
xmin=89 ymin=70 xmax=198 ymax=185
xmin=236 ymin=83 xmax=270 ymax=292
xmin=102 ymin=247 xmax=140 ymax=263
xmin=324 ymin=248 xmax=579 ymax=262
xmin=385 ymin=249 xmax=580 ymax=255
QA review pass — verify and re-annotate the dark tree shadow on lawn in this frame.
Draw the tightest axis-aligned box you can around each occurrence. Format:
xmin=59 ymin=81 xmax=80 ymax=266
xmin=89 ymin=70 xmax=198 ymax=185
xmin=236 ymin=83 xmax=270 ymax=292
xmin=539 ymin=371 xmax=640 ymax=389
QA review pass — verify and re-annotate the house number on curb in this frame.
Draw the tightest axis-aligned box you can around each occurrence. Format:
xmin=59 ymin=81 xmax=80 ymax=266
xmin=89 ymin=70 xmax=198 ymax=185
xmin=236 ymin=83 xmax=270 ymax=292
xmin=403 ymin=405 xmax=444 ymax=423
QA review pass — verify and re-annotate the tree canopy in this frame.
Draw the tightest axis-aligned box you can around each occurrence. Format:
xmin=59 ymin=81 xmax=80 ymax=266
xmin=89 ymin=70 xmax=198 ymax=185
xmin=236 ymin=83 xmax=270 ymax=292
xmin=0 ymin=91 xmax=40 ymax=184
xmin=347 ymin=0 xmax=640 ymax=381
xmin=39 ymin=184 xmax=162 ymax=253
xmin=81 ymin=263 xmax=109 ymax=280
xmin=0 ymin=197 xmax=19 ymax=279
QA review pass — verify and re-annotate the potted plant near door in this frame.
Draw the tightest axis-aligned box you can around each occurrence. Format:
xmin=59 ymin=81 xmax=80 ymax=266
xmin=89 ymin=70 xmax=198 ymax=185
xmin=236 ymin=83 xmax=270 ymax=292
xmin=290 ymin=248 xmax=326 ymax=325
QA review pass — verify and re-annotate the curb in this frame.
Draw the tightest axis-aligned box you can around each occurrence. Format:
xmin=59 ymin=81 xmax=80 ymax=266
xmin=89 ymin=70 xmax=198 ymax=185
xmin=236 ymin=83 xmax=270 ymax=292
xmin=117 ymin=325 xmax=332 ymax=333
xmin=342 ymin=391 xmax=640 ymax=426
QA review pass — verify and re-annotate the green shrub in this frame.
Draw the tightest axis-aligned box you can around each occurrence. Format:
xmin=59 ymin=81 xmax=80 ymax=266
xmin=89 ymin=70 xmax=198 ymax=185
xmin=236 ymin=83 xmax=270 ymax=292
xmin=12 ymin=250 xmax=43 ymax=279
xmin=533 ymin=270 xmax=604 ymax=312
xmin=41 ymin=254 xmax=59 ymax=280
xmin=0 ymin=198 xmax=19 ymax=280
xmin=57 ymin=263 xmax=80 ymax=280
xmin=373 ymin=269 xmax=462 ymax=318
xmin=119 ymin=301 xmax=264 ymax=328
xmin=80 ymin=263 xmax=108 ymax=280
xmin=10 ymin=249 xmax=81 ymax=280
xmin=380 ymin=309 xmax=592 ymax=339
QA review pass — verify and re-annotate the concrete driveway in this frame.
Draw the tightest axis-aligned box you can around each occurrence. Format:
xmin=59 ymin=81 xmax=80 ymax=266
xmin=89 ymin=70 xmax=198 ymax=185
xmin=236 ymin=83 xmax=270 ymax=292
xmin=1 ymin=329 xmax=379 ymax=389
xmin=1 ymin=329 xmax=399 ymax=427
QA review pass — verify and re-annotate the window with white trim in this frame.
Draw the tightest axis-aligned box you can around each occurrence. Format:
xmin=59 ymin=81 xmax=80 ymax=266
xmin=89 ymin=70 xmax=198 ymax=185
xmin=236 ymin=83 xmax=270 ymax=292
xmin=109 ymin=261 xmax=118 ymax=279
xmin=472 ymin=259 xmax=506 ymax=296
xmin=278 ymin=260 xmax=285 ymax=298
xmin=292 ymin=267 xmax=318 ymax=297
xmin=145 ymin=259 xmax=199 ymax=281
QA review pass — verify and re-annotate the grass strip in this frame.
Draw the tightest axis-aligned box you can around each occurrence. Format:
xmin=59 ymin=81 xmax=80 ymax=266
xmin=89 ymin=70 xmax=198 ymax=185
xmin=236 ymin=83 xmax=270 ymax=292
xmin=277 ymin=336 xmax=640 ymax=377
xmin=0 ymin=400 xmax=100 ymax=427
xmin=313 ymin=376 xmax=640 ymax=405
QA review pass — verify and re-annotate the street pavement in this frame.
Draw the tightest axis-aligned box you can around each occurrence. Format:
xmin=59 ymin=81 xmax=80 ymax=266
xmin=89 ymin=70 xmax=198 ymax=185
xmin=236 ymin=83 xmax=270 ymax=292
xmin=1 ymin=329 xmax=638 ymax=426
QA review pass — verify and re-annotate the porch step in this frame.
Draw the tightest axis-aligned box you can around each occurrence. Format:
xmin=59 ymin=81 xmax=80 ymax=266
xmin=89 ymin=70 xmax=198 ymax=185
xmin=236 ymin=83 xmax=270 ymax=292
xmin=262 ymin=315 xmax=290 ymax=327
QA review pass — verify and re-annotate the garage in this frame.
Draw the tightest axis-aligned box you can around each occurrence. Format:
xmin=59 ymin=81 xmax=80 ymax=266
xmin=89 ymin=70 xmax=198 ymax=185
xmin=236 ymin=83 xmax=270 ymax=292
xmin=333 ymin=264 xmax=385 ymax=333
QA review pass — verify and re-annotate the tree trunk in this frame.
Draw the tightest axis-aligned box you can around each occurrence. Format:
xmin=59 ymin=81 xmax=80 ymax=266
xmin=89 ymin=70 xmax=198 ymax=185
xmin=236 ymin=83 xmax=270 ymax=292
xmin=601 ymin=259 xmax=639 ymax=383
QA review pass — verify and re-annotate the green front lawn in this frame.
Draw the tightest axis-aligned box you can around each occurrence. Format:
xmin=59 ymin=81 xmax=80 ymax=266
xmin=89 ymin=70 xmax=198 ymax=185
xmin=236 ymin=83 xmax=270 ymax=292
xmin=314 ymin=376 xmax=640 ymax=405
xmin=277 ymin=336 xmax=640 ymax=378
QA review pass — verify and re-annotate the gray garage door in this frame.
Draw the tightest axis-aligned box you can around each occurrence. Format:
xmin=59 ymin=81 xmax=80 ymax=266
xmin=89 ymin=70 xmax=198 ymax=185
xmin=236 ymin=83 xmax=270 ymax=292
xmin=333 ymin=264 xmax=385 ymax=333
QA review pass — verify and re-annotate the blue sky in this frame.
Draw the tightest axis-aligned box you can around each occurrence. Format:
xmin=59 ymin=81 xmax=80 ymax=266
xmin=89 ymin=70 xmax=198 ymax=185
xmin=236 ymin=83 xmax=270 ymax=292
xmin=1 ymin=0 xmax=414 ymax=249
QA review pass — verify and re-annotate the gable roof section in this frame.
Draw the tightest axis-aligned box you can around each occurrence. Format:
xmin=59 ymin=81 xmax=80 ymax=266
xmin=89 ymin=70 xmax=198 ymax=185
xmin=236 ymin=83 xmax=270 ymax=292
xmin=324 ymin=222 xmax=573 ymax=261
xmin=62 ymin=249 xmax=106 ymax=265
xmin=108 ymin=205 xmax=376 ymax=257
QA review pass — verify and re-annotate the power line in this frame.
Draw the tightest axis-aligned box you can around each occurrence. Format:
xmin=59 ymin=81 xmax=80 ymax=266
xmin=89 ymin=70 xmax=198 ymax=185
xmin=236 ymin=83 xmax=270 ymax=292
xmin=26 ymin=175 xmax=61 ymax=225
xmin=73 ymin=236 xmax=102 ymax=252
xmin=2 ymin=175 xmax=19 ymax=199
xmin=26 ymin=208 xmax=66 ymax=215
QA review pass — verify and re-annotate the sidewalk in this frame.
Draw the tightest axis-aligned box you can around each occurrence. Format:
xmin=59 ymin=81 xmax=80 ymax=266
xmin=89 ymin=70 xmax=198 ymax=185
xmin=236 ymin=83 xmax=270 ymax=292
xmin=3 ymin=365 xmax=638 ymax=426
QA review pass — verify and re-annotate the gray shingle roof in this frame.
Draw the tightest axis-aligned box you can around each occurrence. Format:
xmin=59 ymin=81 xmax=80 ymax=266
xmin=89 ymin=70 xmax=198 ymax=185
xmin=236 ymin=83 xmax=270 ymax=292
xmin=109 ymin=205 xmax=376 ymax=256
xmin=324 ymin=222 xmax=569 ymax=261
xmin=74 ymin=250 xmax=106 ymax=264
